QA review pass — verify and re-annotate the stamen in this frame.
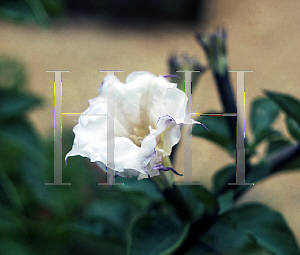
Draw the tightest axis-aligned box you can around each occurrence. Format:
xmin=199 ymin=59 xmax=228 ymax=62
xmin=152 ymin=163 xmax=183 ymax=176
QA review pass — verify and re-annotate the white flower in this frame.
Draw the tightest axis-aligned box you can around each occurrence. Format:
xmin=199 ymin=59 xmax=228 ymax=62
xmin=65 ymin=71 xmax=200 ymax=180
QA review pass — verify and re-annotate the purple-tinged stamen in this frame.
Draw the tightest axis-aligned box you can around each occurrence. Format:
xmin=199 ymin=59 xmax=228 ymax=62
xmin=153 ymin=163 xmax=183 ymax=176
xmin=161 ymin=74 xmax=181 ymax=79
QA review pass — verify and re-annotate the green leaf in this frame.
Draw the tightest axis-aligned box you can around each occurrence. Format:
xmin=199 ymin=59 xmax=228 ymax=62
xmin=68 ymin=234 xmax=127 ymax=255
xmin=217 ymin=189 xmax=234 ymax=215
xmin=212 ymin=164 xmax=235 ymax=195
xmin=190 ymin=185 xmax=219 ymax=215
xmin=0 ymin=56 xmax=26 ymax=90
xmin=250 ymin=97 xmax=280 ymax=146
xmin=85 ymin=193 xmax=152 ymax=229
xmin=175 ymin=185 xmax=205 ymax=221
xmin=213 ymin=163 xmax=271 ymax=197
xmin=286 ymin=116 xmax=300 ymax=142
xmin=0 ymin=204 xmax=26 ymax=236
xmin=128 ymin=211 xmax=189 ymax=255
xmin=61 ymin=218 xmax=123 ymax=243
xmin=265 ymin=90 xmax=300 ymax=125
xmin=0 ymin=116 xmax=52 ymax=214
xmin=187 ymin=238 xmax=273 ymax=255
xmin=59 ymin=198 xmax=133 ymax=247
xmin=61 ymin=190 xmax=154 ymax=248
xmin=114 ymin=177 xmax=164 ymax=201
xmin=192 ymin=115 xmax=235 ymax=155
xmin=0 ymin=0 xmax=49 ymax=26
xmin=266 ymin=132 xmax=291 ymax=155
xmin=0 ymin=89 xmax=42 ymax=120
xmin=0 ymin=117 xmax=47 ymax=182
xmin=0 ymin=239 xmax=34 ymax=255
xmin=201 ymin=203 xmax=300 ymax=255
xmin=40 ymin=0 xmax=65 ymax=18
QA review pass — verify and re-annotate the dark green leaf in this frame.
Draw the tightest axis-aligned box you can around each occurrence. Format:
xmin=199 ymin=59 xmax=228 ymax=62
xmin=128 ymin=211 xmax=189 ymax=255
xmin=271 ymin=154 xmax=300 ymax=171
xmin=265 ymin=142 xmax=300 ymax=172
xmin=0 ymin=117 xmax=47 ymax=181
xmin=192 ymin=115 xmax=235 ymax=155
xmin=0 ymin=89 xmax=42 ymax=120
xmin=114 ymin=177 xmax=164 ymax=201
xmin=213 ymin=163 xmax=271 ymax=197
xmin=217 ymin=189 xmax=234 ymax=215
xmin=0 ymin=56 xmax=26 ymax=90
xmin=190 ymin=185 xmax=219 ymax=215
xmin=201 ymin=203 xmax=300 ymax=255
xmin=0 ymin=0 xmax=49 ymax=26
xmin=212 ymin=164 xmax=235 ymax=196
xmin=266 ymin=133 xmax=291 ymax=155
xmin=61 ymin=218 xmax=122 ymax=243
xmin=187 ymin=238 xmax=273 ymax=255
xmin=40 ymin=0 xmax=65 ymax=18
xmin=286 ymin=116 xmax=300 ymax=142
xmin=250 ymin=97 xmax=280 ymax=146
xmin=265 ymin=90 xmax=300 ymax=125
xmin=176 ymin=185 xmax=205 ymax=221
xmin=68 ymin=234 xmax=127 ymax=255
xmin=0 ymin=204 xmax=26 ymax=236
xmin=85 ymin=193 xmax=151 ymax=229
xmin=0 ymin=239 xmax=34 ymax=255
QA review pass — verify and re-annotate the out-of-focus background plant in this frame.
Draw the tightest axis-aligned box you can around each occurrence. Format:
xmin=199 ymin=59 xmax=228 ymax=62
xmin=1 ymin=1 xmax=300 ymax=254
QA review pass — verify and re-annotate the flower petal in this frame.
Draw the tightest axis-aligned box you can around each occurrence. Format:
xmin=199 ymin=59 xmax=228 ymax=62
xmin=65 ymin=71 xmax=202 ymax=180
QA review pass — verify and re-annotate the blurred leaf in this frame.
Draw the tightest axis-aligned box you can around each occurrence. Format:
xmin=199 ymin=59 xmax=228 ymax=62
xmin=0 ymin=89 xmax=42 ymax=120
xmin=186 ymin=238 xmax=273 ymax=255
xmin=0 ymin=204 xmax=26 ymax=237
xmin=212 ymin=164 xmax=235 ymax=196
xmin=286 ymin=116 xmax=300 ymax=142
xmin=192 ymin=115 xmax=235 ymax=155
xmin=0 ymin=171 xmax=24 ymax=211
xmin=190 ymin=185 xmax=219 ymax=215
xmin=68 ymin=234 xmax=126 ymax=255
xmin=216 ymin=189 xmax=234 ymax=215
xmin=61 ymin=218 xmax=123 ymax=243
xmin=266 ymin=132 xmax=291 ymax=155
xmin=0 ymin=239 xmax=34 ymax=255
xmin=0 ymin=117 xmax=47 ymax=178
xmin=1 ymin=93 xmax=48 ymax=211
xmin=185 ymin=239 xmax=224 ymax=255
xmin=0 ymin=0 xmax=49 ymax=26
xmin=250 ymin=97 xmax=280 ymax=147
xmin=266 ymin=140 xmax=300 ymax=172
xmin=201 ymin=203 xmax=300 ymax=255
xmin=128 ymin=210 xmax=189 ymax=255
xmin=25 ymin=0 xmax=50 ymax=27
xmin=85 ymin=192 xmax=152 ymax=229
xmin=60 ymin=189 xmax=153 ymax=248
xmin=265 ymin=90 xmax=300 ymax=125
xmin=41 ymin=0 xmax=65 ymax=18
xmin=0 ymin=133 xmax=24 ymax=174
xmin=114 ymin=177 xmax=164 ymax=201
xmin=0 ymin=56 xmax=26 ymax=90
xmin=213 ymin=163 xmax=271 ymax=197
xmin=176 ymin=185 xmax=205 ymax=221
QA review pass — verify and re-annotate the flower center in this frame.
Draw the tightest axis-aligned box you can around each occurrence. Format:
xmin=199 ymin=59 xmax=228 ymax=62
xmin=129 ymin=134 xmax=147 ymax=147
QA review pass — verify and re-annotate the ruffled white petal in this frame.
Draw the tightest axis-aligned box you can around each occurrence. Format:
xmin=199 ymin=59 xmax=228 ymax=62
xmin=65 ymin=71 xmax=198 ymax=179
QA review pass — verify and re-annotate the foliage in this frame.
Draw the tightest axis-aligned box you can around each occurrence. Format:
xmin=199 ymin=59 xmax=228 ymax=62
xmin=1 ymin=27 xmax=300 ymax=255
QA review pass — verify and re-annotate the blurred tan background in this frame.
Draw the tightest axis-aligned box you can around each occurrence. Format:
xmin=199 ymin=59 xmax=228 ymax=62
xmin=1 ymin=0 xmax=300 ymax=245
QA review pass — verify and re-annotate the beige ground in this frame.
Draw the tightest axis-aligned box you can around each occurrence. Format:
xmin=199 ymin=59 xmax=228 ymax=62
xmin=1 ymin=0 xmax=300 ymax=246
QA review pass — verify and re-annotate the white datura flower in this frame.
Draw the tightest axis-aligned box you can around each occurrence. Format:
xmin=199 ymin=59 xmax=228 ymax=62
xmin=65 ymin=71 xmax=201 ymax=180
